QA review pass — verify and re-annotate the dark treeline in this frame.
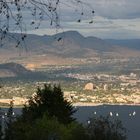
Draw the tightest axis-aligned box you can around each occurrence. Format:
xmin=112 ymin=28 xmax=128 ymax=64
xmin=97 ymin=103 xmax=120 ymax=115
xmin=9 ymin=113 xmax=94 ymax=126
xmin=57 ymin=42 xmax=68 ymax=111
xmin=0 ymin=84 xmax=127 ymax=140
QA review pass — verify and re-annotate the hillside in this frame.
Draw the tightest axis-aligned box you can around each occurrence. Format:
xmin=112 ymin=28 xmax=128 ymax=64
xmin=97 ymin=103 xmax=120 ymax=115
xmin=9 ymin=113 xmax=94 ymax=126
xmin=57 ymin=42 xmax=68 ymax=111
xmin=0 ymin=31 xmax=140 ymax=66
xmin=0 ymin=63 xmax=32 ymax=78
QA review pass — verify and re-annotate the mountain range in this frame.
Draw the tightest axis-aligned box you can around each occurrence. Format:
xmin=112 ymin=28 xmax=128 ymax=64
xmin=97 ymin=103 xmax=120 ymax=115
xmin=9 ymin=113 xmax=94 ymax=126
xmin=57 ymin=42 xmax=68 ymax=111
xmin=0 ymin=31 xmax=140 ymax=66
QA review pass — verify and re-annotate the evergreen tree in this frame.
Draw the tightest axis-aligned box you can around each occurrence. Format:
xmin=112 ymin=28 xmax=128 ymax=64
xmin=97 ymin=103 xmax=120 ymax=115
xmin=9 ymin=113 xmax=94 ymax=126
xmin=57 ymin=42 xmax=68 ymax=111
xmin=0 ymin=108 xmax=3 ymax=140
xmin=22 ymin=84 xmax=76 ymax=124
xmin=4 ymin=100 xmax=15 ymax=140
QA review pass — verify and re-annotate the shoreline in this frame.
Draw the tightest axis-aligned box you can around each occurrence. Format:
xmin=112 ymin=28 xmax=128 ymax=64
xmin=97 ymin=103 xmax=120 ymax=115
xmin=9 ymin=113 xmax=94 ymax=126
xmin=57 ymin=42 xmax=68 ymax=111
xmin=73 ymin=102 xmax=140 ymax=107
xmin=0 ymin=102 xmax=140 ymax=108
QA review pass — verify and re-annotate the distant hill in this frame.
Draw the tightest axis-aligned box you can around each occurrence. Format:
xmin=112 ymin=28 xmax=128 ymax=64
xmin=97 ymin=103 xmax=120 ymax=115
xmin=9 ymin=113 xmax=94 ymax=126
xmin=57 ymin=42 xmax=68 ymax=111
xmin=0 ymin=31 xmax=140 ymax=66
xmin=106 ymin=39 xmax=140 ymax=50
xmin=1 ymin=31 xmax=115 ymax=57
xmin=0 ymin=63 xmax=32 ymax=78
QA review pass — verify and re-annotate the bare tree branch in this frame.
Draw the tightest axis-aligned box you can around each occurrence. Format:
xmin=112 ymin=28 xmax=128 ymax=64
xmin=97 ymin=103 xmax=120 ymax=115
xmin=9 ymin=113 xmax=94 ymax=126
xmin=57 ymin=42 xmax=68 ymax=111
xmin=0 ymin=0 xmax=95 ymax=48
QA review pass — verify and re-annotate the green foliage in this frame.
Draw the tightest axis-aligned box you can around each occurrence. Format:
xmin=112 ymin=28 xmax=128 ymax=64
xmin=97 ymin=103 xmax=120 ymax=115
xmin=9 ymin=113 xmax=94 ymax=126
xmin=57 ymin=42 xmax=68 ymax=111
xmin=86 ymin=115 xmax=127 ymax=140
xmin=8 ymin=114 xmax=87 ymax=140
xmin=4 ymin=101 xmax=15 ymax=140
xmin=22 ymin=84 xmax=76 ymax=124
xmin=7 ymin=120 xmax=31 ymax=140
xmin=3 ymin=84 xmax=127 ymax=140
xmin=9 ymin=114 xmax=127 ymax=140
xmin=25 ymin=114 xmax=87 ymax=140
xmin=0 ymin=108 xmax=3 ymax=140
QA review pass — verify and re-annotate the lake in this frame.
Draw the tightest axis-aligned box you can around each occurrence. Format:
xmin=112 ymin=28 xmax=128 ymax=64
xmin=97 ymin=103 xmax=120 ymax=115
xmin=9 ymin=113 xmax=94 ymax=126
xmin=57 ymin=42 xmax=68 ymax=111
xmin=2 ymin=105 xmax=140 ymax=140
xmin=74 ymin=105 xmax=140 ymax=140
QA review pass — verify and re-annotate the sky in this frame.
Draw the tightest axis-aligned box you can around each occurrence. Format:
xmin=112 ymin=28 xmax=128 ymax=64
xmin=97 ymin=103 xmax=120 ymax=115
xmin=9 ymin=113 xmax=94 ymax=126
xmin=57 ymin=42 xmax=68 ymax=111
xmin=26 ymin=0 xmax=140 ymax=39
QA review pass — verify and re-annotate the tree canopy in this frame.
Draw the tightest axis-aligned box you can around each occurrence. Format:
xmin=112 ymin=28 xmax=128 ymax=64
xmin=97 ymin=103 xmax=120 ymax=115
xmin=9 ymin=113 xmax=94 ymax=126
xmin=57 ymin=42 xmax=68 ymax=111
xmin=1 ymin=84 xmax=127 ymax=140
xmin=86 ymin=115 xmax=127 ymax=140
xmin=22 ymin=84 xmax=76 ymax=124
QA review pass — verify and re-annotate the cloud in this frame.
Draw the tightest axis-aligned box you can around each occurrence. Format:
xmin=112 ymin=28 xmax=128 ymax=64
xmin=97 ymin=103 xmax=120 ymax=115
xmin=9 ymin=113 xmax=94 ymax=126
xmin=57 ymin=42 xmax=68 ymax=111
xmin=72 ymin=16 xmax=140 ymax=39
xmin=56 ymin=0 xmax=140 ymax=20
xmin=11 ymin=0 xmax=140 ymax=39
xmin=27 ymin=15 xmax=140 ymax=39
xmin=86 ymin=0 xmax=140 ymax=19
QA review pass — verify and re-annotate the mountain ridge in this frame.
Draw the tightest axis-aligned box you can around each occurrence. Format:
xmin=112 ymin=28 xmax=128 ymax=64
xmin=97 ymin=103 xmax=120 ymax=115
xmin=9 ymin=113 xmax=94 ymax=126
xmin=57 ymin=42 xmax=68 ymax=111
xmin=0 ymin=31 xmax=140 ymax=65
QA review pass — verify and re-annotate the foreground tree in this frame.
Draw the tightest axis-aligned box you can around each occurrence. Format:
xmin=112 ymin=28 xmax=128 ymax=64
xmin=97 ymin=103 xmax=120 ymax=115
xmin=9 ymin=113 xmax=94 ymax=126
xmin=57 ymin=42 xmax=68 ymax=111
xmin=4 ymin=100 xmax=15 ymax=140
xmin=7 ymin=114 xmax=87 ymax=140
xmin=4 ymin=114 xmax=127 ymax=140
xmin=0 ymin=108 xmax=3 ymax=140
xmin=3 ymin=85 xmax=127 ymax=140
xmin=86 ymin=115 xmax=127 ymax=140
xmin=22 ymin=84 xmax=76 ymax=124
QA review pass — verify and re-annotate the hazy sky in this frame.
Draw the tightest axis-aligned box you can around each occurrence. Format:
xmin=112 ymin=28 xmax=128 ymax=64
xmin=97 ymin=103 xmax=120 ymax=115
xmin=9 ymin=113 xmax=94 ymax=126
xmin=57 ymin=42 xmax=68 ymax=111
xmin=27 ymin=0 xmax=140 ymax=39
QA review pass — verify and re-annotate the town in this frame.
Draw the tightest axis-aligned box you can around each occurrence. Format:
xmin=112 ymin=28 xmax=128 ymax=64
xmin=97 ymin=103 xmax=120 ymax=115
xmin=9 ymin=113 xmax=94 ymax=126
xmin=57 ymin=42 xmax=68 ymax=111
xmin=0 ymin=71 xmax=140 ymax=106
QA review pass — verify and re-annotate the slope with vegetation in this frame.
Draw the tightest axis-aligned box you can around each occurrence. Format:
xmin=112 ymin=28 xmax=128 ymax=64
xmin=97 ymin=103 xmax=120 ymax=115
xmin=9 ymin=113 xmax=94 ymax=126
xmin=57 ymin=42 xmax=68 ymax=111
xmin=1 ymin=31 xmax=140 ymax=67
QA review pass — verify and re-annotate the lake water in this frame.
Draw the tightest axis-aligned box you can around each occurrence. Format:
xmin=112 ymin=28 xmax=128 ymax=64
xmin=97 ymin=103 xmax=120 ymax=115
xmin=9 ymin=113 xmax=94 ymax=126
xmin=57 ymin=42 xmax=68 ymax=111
xmin=2 ymin=105 xmax=140 ymax=140
xmin=74 ymin=105 xmax=140 ymax=140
